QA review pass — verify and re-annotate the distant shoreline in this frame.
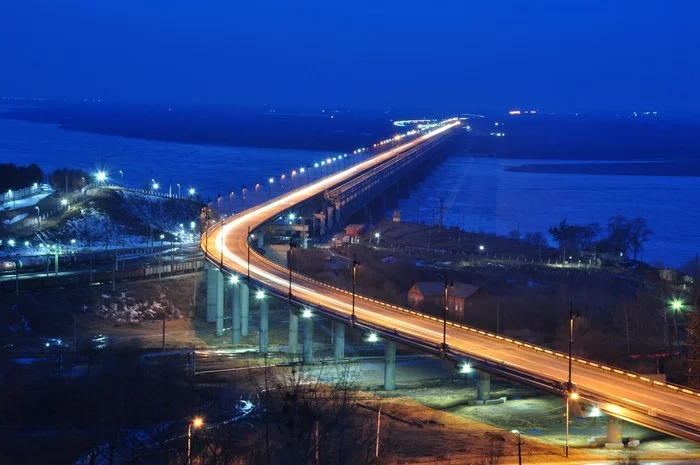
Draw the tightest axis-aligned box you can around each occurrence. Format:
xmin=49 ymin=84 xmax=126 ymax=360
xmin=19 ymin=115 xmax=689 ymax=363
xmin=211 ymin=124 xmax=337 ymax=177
xmin=504 ymin=161 xmax=700 ymax=177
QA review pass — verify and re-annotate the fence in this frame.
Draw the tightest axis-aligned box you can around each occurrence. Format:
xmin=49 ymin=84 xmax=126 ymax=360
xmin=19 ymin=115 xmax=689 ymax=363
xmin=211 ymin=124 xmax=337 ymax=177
xmin=0 ymin=184 xmax=42 ymax=205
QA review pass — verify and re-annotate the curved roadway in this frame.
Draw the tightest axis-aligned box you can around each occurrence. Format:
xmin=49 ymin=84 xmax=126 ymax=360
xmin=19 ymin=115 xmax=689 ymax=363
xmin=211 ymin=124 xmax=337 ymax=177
xmin=201 ymin=122 xmax=700 ymax=443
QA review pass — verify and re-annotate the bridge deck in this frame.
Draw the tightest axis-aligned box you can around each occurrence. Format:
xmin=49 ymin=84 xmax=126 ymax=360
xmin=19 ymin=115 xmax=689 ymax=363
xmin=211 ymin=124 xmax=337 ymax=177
xmin=202 ymin=121 xmax=700 ymax=443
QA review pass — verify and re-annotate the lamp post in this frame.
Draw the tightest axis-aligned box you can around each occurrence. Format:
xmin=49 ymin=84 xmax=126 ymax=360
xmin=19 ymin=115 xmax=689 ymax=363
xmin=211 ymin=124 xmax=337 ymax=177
xmin=247 ymin=226 xmax=251 ymax=281
xmin=668 ymin=298 xmax=685 ymax=347
xmin=177 ymin=183 xmax=181 ymax=197
xmin=241 ymin=185 xmax=247 ymax=210
xmin=254 ymin=182 xmax=260 ymax=205
xmin=442 ymin=278 xmax=453 ymax=351
xmin=119 ymin=170 xmax=123 ymax=183
xmin=352 ymin=254 xmax=360 ymax=324
xmin=288 ymin=237 xmax=297 ymax=300
xmin=511 ymin=430 xmax=523 ymax=465
xmin=228 ymin=188 xmax=233 ymax=213
xmin=189 ymin=187 xmax=195 ymax=198
xmin=187 ymin=417 xmax=204 ymax=465
xmin=268 ymin=178 xmax=274 ymax=200
xmin=35 ymin=206 xmax=40 ymax=227
xmin=566 ymin=301 xmax=580 ymax=458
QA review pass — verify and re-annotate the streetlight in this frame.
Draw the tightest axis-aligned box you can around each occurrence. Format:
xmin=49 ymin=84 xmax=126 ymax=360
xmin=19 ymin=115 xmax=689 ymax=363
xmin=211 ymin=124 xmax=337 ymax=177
xmin=119 ymin=170 xmax=123 ymax=182
xmin=188 ymin=417 xmax=204 ymax=465
xmin=374 ymin=232 xmax=380 ymax=245
xmin=566 ymin=301 xmax=580 ymax=458
xmin=159 ymin=234 xmax=165 ymax=280
xmin=442 ymin=278 xmax=453 ymax=351
xmin=177 ymin=183 xmax=181 ymax=197
xmin=668 ymin=297 xmax=686 ymax=346
xmin=241 ymin=185 xmax=247 ymax=210
xmin=268 ymin=177 xmax=274 ymax=200
xmin=189 ymin=187 xmax=195 ymax=197
xmin=511 ymin=430 xmax=523 ymax=465
xmin=352 ymin=254 xmax=360 ymax=324
xmin=96 ymin=170 xmax=107 ymax=184
xmin=479 ymin=244 xmax=485 ymax=252
xmin=302 ymin=307 xmax=313 ymax=318
xmin=254 ymin=182 xmax=260 ymax=204
xmin=367 ymin=332 xmax=378 ymax=343
xmin=60 ymin=198 xmax=68 ymax=207
xmin=256 ymin=289 xmax=265 ymax=300
xmin=35 ymin=206 xmax=40 ymax=226
xmin=288 ymin=237 xmax=297 ymax=301
xmin=152 ymin=179 xmax=159 ymax=190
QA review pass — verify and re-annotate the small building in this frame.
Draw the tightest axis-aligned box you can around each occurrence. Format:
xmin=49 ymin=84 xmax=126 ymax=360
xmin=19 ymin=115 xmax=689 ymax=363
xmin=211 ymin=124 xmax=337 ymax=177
xmin=344 ymin=224 xmax=365 ymax=243
xmin=407 ymin=281 xmax=490 ymax=320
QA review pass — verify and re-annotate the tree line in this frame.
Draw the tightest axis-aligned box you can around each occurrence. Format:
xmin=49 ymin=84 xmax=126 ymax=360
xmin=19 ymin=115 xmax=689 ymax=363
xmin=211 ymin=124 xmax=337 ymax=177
xmin=548 ymin=215 xmax=652 ymax=261
xmin=0 ymin=163 xmax=44 ymax=192
xmin=0 ymin=163 xmax=90 ymax=193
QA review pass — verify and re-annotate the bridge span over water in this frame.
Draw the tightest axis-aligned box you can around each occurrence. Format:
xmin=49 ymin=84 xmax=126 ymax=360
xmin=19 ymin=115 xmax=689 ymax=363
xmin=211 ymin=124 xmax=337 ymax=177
xmin=201 ymin=120 xmax=700 ymax=445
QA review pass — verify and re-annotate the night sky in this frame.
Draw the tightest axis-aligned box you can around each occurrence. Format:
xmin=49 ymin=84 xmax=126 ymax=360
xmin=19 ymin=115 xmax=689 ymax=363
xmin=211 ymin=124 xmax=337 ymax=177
xmin=2 ymin=0 xmax=698 ymax=113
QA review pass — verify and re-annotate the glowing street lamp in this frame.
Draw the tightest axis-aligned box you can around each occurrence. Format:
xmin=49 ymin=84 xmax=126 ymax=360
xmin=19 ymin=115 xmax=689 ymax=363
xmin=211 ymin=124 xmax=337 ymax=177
xmin=96 ymin=171 xmax=107 ymax=184
xmin=268 ymin=177 xmax=274 ymax=200
xmin=187 ymin=417 xmax=204 ymax=465
xmin=302 ymin=308 xmax=313 ymax=318
xmin=478 ymin=244 xmax=485 ymax=252
xmin=188 ymin=187 xmax=195 ymax=196
xmin=367 ymin=333 xmax=378 ymax=343
xmin=374 ymin=232 xmax=380 ymax=245
xmin=256 ymin=289 xmax=265 ymax=300
xmin=667 ymin=297 xmax=686 ymax=346
xmin=459 ymin=362 xmax=472 ymax=374
xmin=119 ymin=170 xmax=123 ymax=182
xmin=511 ymin=430 xmax=523 ymax=465
xmin=230 ymin=274 xmax=239 ymax=285
xmin=60 ymin=198 xmax=68 ymax=207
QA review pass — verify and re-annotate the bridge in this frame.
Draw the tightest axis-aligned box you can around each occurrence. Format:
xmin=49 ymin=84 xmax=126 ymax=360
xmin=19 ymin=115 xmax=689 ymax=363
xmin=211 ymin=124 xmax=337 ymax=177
xmin=200 ymin=120 xmax=700 ymax=447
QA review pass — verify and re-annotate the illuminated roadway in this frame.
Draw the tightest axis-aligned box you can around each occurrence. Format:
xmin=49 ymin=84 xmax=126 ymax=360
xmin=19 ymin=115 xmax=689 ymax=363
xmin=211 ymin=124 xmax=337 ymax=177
xmin=201 ymin=121 xmax=700 ymax=443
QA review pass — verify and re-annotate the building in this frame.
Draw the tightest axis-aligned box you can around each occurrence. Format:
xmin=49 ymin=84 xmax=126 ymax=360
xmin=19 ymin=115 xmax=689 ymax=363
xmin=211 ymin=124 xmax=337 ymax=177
xmin=407 ymin=281 xmax=490 ymax=320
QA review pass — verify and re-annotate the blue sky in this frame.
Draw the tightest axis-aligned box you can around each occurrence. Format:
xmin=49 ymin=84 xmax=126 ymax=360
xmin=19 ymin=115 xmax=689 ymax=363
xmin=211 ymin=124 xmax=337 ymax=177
xmin=2 ymin=0 xmax=698 ymax=113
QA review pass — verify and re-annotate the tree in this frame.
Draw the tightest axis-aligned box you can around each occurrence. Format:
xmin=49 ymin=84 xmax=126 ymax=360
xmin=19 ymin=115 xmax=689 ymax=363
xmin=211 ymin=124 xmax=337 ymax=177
xmin=628 ymin=217 xmax=652 ymax=260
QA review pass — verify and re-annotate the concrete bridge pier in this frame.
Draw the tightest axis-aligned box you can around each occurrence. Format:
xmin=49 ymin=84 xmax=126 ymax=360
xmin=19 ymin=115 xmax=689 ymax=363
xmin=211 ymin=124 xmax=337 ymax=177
xmin=606 ymin=417 xmax=624 ymax=448
xmin=206 ymin=266 xmax=224 ymax=330
xmin=313 ymin=212 xmax=326 ymax=236
xmin=257 ymin=233 xmax=265 ymax=248
xmin=240 ymin=281 xmax=250 ymax=336
xmin=301 ymin=231 xmax=308 ymax=249
xmin=288 ymin=309 xmax=299 ymax=355
xmin=302 ymin=315 xmax=314 ymax=363
xmin=259 ymin=294 xmax=269 ymax=354
xmin=333 ymin=322 xmax=345 ymax=362
xmin=384 ymin=340 xmax=397 ymax=391
xmin=334 ymin=202 xmax=342 ymax=227
xmin=231 ymin=283 xmax=241 ymax=344
xmin=326 ymin=205 xmax=335 ymax=230
xmin=477 ymin=371 xmax=491 ymax=401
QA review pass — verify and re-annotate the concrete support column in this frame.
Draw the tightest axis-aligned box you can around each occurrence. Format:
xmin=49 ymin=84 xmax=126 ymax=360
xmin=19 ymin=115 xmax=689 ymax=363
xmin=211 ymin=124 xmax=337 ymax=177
xmin=240 ymin=281 xmax=250 ymax=336
xmin=477 ymin=371 xmax=491 ymax=401
xmin=327 ymin=205 xmax=334 ymax=229
xmin=215 ymin=271 xmax=225 ymax=336
xmin=606 ymin=417 xmax=623 ymax=445
xmin=333 ymin=322 xmax=345 ymax=362
xmin=303 ymin=316 xmax=314 ymax=363
xmin=301 ymin=232 xmax=308 ymax=249
xmin=384 ymin=340 xmax=397 ymax=391
xmin=334 ymin=203 xmax=341 ymax=226
xmin=259 ymin=297 xmax=269 ymax=354
xmin=288 ymin=310 xmax=299 ymax=355
xmin=257 ymin=233 xmax=265 ymax=248
xmin=206 ymin=267 xmax=224 ymax=326
xmin=231 ymin=284 xmax=241 ymax=345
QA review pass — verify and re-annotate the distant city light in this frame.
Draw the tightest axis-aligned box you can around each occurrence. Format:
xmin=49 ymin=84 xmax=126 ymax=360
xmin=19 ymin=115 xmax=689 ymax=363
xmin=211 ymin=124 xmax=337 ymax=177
xmin=24 ymin=241 xmax=30 ymax=247
xmin=479 ymin=245 xmax=485 ymax=251
xmin=8 ymin=239 xmax=15 ymax=247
